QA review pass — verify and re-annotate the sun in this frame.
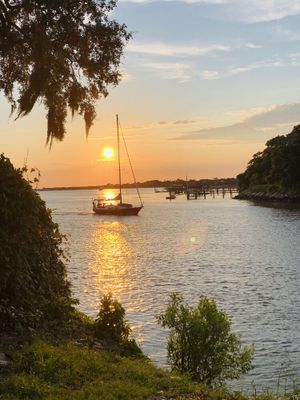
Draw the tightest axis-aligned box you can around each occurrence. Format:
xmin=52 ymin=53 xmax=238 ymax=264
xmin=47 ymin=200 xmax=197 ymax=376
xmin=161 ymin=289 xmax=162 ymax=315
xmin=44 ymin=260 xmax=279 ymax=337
xmin=102 ymin=147 xmax=114 ymax=159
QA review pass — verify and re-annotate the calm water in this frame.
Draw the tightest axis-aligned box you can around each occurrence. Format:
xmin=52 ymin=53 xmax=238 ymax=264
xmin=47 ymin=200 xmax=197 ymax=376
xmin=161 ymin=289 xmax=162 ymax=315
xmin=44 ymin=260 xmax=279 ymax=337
xmin=40 ymin=189 xmax=300 ymax=390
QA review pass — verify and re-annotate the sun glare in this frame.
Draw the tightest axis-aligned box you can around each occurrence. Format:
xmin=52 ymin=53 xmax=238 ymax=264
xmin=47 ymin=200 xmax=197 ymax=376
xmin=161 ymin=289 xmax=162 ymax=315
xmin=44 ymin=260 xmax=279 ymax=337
xmin=102 ymin=147 xmax=114 ymax=159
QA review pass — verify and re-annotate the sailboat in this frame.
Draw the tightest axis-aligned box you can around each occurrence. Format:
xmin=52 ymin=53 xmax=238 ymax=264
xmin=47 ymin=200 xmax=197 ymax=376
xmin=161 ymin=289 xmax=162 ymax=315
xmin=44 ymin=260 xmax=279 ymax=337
xmin=92 ymin=115 xmax=143 ymax=216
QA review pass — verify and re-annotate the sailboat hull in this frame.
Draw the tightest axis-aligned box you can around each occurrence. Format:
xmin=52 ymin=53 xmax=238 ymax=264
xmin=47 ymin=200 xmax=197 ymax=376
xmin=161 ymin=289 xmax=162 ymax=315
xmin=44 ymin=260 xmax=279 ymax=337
xmin=93 ymin=205 xmax=143 ymax=216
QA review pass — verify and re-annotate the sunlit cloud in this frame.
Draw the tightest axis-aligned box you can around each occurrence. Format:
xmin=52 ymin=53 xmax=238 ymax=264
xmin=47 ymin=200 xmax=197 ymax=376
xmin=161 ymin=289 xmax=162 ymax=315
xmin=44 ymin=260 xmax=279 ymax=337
xmin=224 ymin=105 xmax=278 ymax=122
xmin=127 ymin=41 xmax=260 ymax=58
xmin=200 ymin=70 xmax=220 ymax=80
xmin=127 ymin=42 xmax=232 ymax=57
xmin=143 ymin=62 xmax=192 ymax=81
xmin=125 ymin=119 xmax=199 ymax=131
xmin=173 ymin=120 xmax=197 ymax=125
xmin=173 ymin=103 xmax=300 ymax=143
xmin=89 ymin=136 xmax=115 ymax=141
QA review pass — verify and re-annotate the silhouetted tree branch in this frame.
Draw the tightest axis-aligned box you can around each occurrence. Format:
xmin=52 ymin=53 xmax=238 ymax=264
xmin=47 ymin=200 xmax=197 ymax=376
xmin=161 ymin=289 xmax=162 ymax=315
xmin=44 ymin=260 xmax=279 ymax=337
xmin=0 ymin=0 xmax=131 ymax=145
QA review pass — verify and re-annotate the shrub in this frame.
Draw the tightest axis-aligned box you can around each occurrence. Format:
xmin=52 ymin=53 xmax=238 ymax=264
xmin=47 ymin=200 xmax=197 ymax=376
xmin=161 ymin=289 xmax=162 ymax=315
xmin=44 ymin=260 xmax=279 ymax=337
xmin=0 ymin=154 xmax=75 ymax=332
xmin=157 ymin=293 xmax=254 ymax=386
xmin=94 ymin=293 xmax=131 ymax=344
xmin=93 ymin=294 xmax=143 ymax=357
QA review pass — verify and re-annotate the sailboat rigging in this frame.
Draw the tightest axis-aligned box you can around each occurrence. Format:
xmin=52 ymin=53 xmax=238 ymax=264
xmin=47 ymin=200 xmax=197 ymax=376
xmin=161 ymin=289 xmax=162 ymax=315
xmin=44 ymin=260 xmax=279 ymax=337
xmin=93 ymin=115 xmax=143 ymax=216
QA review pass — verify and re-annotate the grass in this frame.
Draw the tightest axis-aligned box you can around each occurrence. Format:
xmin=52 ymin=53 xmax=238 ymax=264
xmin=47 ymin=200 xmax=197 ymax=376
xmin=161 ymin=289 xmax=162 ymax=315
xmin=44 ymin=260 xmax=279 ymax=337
xmin=1 ymin=341 xmax=300 ymax=400
xmin=0 ymin=340 xmax=202 ymax=400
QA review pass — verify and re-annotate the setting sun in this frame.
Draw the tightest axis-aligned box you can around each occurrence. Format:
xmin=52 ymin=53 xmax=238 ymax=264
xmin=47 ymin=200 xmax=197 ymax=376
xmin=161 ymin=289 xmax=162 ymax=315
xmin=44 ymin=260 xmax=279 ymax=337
xmin=102 ymin=147 xmax=114 ymax=160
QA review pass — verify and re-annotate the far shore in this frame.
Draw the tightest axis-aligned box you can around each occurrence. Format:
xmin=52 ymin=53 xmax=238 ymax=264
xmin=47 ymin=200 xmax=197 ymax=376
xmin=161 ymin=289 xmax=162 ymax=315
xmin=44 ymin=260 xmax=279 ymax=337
xmin=38 ymin=178 xmax=238 ymax=191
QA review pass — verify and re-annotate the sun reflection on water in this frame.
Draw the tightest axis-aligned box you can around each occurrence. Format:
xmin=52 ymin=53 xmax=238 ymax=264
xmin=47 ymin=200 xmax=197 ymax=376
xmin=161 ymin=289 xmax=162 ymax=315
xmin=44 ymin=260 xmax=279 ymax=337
xmin=86 ymin=220 xmax=133 ymax=305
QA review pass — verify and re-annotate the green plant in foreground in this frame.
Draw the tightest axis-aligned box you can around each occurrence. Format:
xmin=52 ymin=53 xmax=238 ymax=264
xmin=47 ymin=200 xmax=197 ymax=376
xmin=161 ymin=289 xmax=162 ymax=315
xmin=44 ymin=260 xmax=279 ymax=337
xmin=93 ymin=293 xmax=143 ymax=357
xmin=0 ymin=154 xmax=75 ymax=333
xmin=94 ymin=293 xmax=131 ymax=343
xmin=0 ymin=340 xmax=202 ymax=400
xmin=157 ymin=293 xmax=254 ymax=386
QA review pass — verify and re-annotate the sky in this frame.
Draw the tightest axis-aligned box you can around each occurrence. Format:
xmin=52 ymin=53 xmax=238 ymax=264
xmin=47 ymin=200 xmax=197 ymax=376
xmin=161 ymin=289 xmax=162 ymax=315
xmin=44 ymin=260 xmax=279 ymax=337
xmin=2 ymin=0 xmax=300 ymax=187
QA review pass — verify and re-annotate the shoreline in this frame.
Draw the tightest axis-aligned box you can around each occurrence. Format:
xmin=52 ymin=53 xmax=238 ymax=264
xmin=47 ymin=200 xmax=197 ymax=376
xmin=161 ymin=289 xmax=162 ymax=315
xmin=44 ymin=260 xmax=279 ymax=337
xmin=235 ymin=190 xmax=300 ymax=204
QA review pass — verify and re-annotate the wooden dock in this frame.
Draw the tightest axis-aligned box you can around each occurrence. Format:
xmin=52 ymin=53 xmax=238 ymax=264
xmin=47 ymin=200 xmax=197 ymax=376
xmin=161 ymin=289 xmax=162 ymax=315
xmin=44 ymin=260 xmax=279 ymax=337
xmin=165 ymin=185 xmax=239 ymax=200
xmin=186 ymin=187 xmax=238 ymax=200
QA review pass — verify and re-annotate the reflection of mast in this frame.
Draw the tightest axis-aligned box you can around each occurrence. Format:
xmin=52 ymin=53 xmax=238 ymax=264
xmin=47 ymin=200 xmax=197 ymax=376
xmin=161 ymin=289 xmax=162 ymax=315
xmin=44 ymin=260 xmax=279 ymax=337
xmin=116 ymin=114 xmax=122 ymax=205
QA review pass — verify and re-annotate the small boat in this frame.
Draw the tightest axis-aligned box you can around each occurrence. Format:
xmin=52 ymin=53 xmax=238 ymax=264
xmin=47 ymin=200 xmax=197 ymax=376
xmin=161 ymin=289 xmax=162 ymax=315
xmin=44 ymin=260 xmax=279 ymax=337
xmin=93 ymin=115 xmax=143 ymax=216
xmin=166 ymin=194 xmax=176 ymax=200
xmin=154 ymin=187 xmax=168 ymax=193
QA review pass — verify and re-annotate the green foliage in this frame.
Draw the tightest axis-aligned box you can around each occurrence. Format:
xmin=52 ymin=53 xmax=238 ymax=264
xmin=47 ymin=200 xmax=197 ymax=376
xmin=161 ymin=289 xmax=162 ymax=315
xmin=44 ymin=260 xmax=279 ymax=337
xmin=0 ymin=0 xmax=131 ymax=143
xmin=94 ymin=293 xmax=131 ymax=343
xmin=157 ymin=293 xmax=254 ymax=386
xmin=92 ymin=293 xmax=143 ymax=357
xmin=1 ymin=340 xmax=299 ymax=400
xmin=237 ymin=125 xmax=300 ymax=193
xmin=0 ymin=340 xmax=202 ymax=400
xmin=250 ymin=184 xmax=281 ymax=193
xmin=0 ymin=154 xmax=75 ymax=332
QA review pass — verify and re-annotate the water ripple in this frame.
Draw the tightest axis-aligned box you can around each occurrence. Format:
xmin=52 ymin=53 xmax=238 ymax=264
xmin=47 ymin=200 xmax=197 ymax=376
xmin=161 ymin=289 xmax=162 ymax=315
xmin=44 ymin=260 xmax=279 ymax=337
xmin=40 ymin=189 xmax=300 ymax=391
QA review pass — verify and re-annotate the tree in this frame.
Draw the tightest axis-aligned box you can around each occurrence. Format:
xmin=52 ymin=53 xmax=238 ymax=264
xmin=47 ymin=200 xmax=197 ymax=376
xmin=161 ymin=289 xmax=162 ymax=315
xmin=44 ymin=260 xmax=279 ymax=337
xmin=0 ymin=0 xmax=131 ymax=144
xmin=94 ymin=293 xmax=131 ymax=343
xmin=237 ymin=125 xmax=300 ymax=193
xmin=0 ymin=154 xmax=76 ymax=331
xmin=157 ymin=293 xmax=253 ymax=386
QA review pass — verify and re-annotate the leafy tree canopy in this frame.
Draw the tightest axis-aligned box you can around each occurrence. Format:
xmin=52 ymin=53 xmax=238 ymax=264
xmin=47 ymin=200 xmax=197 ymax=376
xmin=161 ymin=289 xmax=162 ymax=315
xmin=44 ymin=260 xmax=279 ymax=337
xmin=237 ymin=125 xmax=300 ymax=192
xmin=0 ymin=0 xmax=131 ymax=144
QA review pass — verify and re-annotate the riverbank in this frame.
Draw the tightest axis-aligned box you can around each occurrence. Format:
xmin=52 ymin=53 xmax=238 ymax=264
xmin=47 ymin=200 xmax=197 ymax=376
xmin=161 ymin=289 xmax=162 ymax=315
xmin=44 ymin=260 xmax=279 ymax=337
xmin=235 ymin=190 xmax=300 ymax=203
xmin=1 ymin=339 xmax=298 ymax=400
xmin=0 ymin=340 xmax=211 ymax=400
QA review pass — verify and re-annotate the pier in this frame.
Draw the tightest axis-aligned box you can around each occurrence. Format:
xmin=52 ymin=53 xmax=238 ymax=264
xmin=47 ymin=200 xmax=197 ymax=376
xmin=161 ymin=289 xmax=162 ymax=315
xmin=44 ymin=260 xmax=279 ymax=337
xmin=165 ymin=185 xmax=239 ymax=200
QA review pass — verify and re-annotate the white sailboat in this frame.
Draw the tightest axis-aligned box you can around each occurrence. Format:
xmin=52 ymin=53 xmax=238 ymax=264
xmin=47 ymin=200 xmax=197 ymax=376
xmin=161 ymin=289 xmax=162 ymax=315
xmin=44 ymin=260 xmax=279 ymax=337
xmin=93 ymin=115 xmax=143 ymax=216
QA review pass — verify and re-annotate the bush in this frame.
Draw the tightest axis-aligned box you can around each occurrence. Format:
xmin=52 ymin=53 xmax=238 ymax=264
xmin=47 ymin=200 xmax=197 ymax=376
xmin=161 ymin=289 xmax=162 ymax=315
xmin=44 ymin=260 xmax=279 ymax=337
xmin=94 ymin=294 xmax=131 ymax=343
xmin=157 ymin=293 xmax=254 ymax=386
xmin=0 ymin=154 xmax=75 ymax=332
xmin=93 ymin=294 xmax=143 ymax=357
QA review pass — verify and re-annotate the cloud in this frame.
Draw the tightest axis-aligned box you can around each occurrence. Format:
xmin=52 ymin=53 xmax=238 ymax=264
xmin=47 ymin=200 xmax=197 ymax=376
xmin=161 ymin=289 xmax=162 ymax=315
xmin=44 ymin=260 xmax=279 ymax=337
xmin=125 ymin=119 xmax=198 ymax=131
xmin=127 ymin=42 xmax=232 ymax=57
xmin=158 ymin=119 xmax=197 ymax=125
xmin=120 ymin=0 xmax=300 ymax=22
xmin=200 ymin=70 xmax=220 ymax=80
xmin=143 ymin=62 xmax=192 ymax=81
xmin=127 ymin=41 xmax=260 ymax=58
xmin=173 ymin=103 xmax=300 ymax=143
xmin=229 ymin=0 xmax=300 ymax=22
xmin=200 ymin=59 xmax=283 ymax=80
xmin=224 ymin=105 xmax=278 ymax=122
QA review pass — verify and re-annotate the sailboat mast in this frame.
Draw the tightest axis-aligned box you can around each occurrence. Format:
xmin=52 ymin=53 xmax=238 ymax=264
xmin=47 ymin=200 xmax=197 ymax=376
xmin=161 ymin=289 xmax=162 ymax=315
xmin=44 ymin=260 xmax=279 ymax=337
xmin=116 ymin=114 xmax=122 ymax=204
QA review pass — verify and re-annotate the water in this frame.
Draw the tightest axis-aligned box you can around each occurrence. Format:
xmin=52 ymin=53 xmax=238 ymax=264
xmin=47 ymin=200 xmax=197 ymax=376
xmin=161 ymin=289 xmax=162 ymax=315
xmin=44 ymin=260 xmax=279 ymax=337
xmin=40 ymin=188 xmax=300 ymax=390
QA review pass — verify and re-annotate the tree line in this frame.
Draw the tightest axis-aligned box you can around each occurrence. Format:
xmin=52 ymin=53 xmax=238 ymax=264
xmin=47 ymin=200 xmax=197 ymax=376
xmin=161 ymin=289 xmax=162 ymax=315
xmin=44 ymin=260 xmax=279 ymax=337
xmin=237 ymin=125 xmax=300 ymax=193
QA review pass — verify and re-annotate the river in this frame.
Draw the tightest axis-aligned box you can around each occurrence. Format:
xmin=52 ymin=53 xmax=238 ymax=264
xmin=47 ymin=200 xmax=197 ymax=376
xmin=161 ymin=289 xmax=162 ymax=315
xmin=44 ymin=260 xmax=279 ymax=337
xmin=40 ymin=188 xmax=300 ymax=391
